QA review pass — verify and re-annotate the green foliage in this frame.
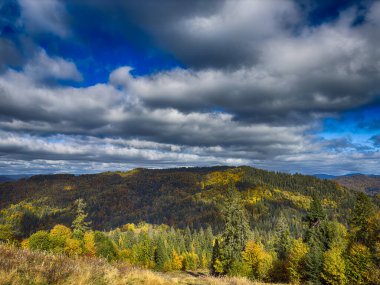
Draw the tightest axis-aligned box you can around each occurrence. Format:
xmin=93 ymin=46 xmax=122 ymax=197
xmin=242 ymin=240 xmax=273 ymax=281
xmin=154 ymin=236 xmax=169 ymax=271
xmin=210 ymin=238 xmax=222 ymax=276
xmin=304 ymin=237 xmax=324 ymax=285
xmin=273 ymin=213 xmax=292 ymax=260
xmin=321 ymin=247 xmax=347 ymax=285
xmin=220 ymin=185 xmax=250 ymax=273
xmin=350 ymin=192 xmax=375 ymax=244
xmin=287 ymin=238 xmax=308 ymax=285
xmin=132 ymin=232 xmax=156 ymax=268
xmin=0 ymin=224 xmax=14 ymax=242
xmin=28 ymin=230 xmax=52 ymax=251
xmin=94 ymin=231 xmax=118 ymax=261
xmin=72 ymin=199 xmax=91 ymax=238
xmin=345 ymin=243 xmax=373 ymax=285
xmin=49 ymin=224 xmax=72 ymax=253
xmin=306 ymin=194 xmax=326 ymax=228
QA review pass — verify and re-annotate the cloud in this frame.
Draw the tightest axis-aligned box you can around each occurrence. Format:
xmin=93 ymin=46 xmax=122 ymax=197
xmin=18 ymin=0 xmax=69 ymax=37
xmin=371 ymin=134 xmax=380 ymax=147
xmin=0 ymin=0 xmax=380 ymax=174
xmin=23 ymin=50 xmax=82 ymax=83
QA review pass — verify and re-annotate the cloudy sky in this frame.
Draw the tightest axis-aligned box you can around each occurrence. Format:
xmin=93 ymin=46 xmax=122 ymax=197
xmin=0 ymin=0 xmax=380 ymax=175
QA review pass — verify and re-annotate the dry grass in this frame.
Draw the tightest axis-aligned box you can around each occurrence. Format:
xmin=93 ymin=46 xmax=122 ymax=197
xmin=0 ymin=244 xmax=286 ymax=285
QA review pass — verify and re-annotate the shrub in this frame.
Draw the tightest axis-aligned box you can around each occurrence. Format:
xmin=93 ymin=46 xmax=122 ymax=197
xmin=94 ymin=231 xmax=118 ymax=261
xmin=28 ymin=230 xmax=52 ymax=251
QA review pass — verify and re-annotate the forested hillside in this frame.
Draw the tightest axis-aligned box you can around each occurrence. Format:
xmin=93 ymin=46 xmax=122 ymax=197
xmin=0 ymin=166 xmax=364 ymax=235
xmin=1 ymin=166 xmax=380 ymax=284
xmin=333 ymin=174 xmax=380 ymax=196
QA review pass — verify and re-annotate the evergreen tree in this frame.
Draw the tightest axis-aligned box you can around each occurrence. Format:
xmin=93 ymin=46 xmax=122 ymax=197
xmin=306 ymin=194 xmax=325 ymax=228
xmin=345 ymin=243 xmax=374 ymax=285
xmin=220 ymin=185 xmax=250 ymax=273
xmin=274 ymin=213 xmax=291 ymax=260
xmin=210 ymin=238 xmax=222 ymax=276
xmin=350 ymin=192 xmax=374 ymax=245
xmin=304 ymin=236 xmax=324 ymax=285
xmin=154 ymin=236 xmax=169 ymax=271
xmin=72 ymin=199 xmax=91 ymax=238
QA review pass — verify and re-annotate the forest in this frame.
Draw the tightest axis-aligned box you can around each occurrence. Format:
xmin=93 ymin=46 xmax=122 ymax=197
xmin=0 ymin=166 xmax=379 ymax=284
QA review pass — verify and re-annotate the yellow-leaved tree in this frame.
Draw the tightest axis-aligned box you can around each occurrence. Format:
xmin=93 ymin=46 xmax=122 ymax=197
xmin=242 ymin=240 xmax=273 ymax=281
xmin=287 ymin=238 xmax=308 ymax=285
xmin=83 ymin=231 xmax=96 ymax=256
xmin=321 ymin=247 xmax=347 ymax=285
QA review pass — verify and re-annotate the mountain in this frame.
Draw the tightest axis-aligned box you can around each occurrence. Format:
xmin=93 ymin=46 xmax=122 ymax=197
xmin=333 ymin=174 xmax=380 ymax=196
xmin=0 ymin=174 xmax=32 ymax=183
xmin=0 ymin=166 xmax=361 ymax=235
xmin=313 ymin=174 xmax=337 ymax=180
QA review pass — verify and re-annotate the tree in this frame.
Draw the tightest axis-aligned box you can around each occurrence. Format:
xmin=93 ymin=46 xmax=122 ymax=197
xmin=287 ymin=238 xmax=308 ymax=285
xmin=321 ymin=247 xmax=347 ymax=285
xmin=0 ymin=224 xmax=14 ymax=242
xmin=94 ymin=231 xmax=118 ymax=261
xmin=49 ymin=224 xmax=72 ymax=253
xmin=154 ymin=236 xmax=169 ymax=271
xmin=210 ymin=238 xmax=222 ymax=276
xmin=242 ymin=240 xmax=273 ymax=281
xmin=64 ymin=238 xmax=82 ymax=256
xmin=28 ymin=230 xmax=52 ymax=251
xmin=350 ymin=192 xmax=374 ymax=244
xmin=305 ymin=194 xmax=325 ymax=228
xmin=132 ymin=232 xmax=155 ymax=268
xmin=83 ymin=231 xmax=96 ymax=256
xmin=367 ymin=211 xmax=380 ymax=263
xmin=274 ymin=213 xmax=291 ymax=260
xmin=220 ymin=185 xmax=250 ymax=273
xmin=304 ymin=236 xmax=324 ymax=285
xmin=171 ymin=249 xmax=183 ymax=271
xmin=345 ymin=243 xmax=373 ymax=285
xmin=71 ymin=199 xmax=91 ymax=238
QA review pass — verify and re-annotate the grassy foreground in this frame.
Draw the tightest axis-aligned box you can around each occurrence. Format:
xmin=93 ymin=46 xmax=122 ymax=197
xmin=0 ymin=245 xmax=286 ymax=285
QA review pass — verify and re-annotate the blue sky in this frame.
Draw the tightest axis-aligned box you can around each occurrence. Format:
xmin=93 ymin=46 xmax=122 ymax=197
xmin=0 ymin=0 xmax=380 ymax=175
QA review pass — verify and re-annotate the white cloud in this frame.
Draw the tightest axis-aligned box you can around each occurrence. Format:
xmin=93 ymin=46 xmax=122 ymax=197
xmin=24 ymin=50 xmax=82 ymax=82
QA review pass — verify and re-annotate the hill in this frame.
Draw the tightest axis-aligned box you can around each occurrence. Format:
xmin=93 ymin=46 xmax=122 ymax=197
xmin=0 ymin=174 xmax=32 ymax=183
xmin=0 ymin=166 xmax=359 ymax=234
xmin=332 ymin=174 xmax=380 ymax=196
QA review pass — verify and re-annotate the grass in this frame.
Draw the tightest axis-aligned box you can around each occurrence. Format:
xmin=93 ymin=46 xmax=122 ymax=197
xmin=0 ymin=244 xmax=286 ymax=285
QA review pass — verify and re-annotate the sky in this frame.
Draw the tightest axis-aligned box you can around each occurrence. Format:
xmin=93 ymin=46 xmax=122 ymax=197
xmin=0 ymin=0 xmax=380 ymax=175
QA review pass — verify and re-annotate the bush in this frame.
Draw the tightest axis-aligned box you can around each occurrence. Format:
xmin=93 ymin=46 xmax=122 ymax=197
xmin=50 ymin=224 xmax=73 ymax=253
xmin=28 ymin=230 xmax=52 ymax=251
xmin=94 ymin=231 xmax=118 ymax=261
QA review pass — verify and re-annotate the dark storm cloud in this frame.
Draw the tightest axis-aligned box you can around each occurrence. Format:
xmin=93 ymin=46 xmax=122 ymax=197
xmin=64 ymin=0 xmax=296 ymax=69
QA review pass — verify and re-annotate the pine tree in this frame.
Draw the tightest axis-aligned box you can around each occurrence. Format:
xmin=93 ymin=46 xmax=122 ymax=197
xmin=274 ymin=213 xmax=291 ymax=260
xmin=306 ymin=194 xmax=325 ymax=228
xmin=304 ymin=236 xmax=324 ymax=285
xmin=154 ymin=236 xmax=169 ymax=271
xmin=210 ymin=238 xmax=222 ymax=276
xmin=220 ymin=184 xmax=250 ymax=273
xmin=345 ymin=243 xmax=373 ymax=285
xmin=71 ymin=199 xmax=91 ymax=238
xmin=350 ymin=192 xmax=374 ymax=245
